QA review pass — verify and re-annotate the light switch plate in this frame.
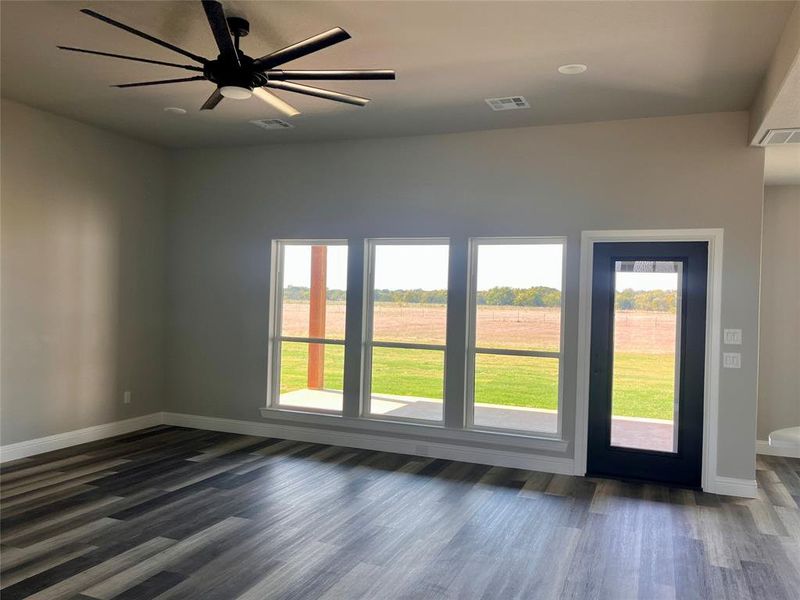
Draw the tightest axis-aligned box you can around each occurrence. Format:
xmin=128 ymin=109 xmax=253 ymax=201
xmin=724 ymin=329 xmax=742 ymax=345
xmin=723 ymin=352 xmax=741 ymax=369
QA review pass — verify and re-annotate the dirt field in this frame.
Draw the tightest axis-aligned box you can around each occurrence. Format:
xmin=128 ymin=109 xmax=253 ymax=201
xmin=281 ymin=302 xmax=676 ymax=353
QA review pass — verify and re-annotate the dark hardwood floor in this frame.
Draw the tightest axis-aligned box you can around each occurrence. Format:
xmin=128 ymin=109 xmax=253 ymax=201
xmin=1 ymin=426 xmax=798 ymax=600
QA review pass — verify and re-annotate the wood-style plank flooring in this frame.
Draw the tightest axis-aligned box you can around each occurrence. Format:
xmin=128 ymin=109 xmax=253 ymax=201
xmin=1 ymin=426 xmax=798 ymax=599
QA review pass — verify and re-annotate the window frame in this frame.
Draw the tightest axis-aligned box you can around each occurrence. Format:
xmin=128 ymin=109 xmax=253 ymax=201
xmin=267 ymin=239 xmax=349 ymax=416
xmin=465 ymin=236 xmax=567 ymax=438
xmin=362 ymin=238 xmax=450 ymax=425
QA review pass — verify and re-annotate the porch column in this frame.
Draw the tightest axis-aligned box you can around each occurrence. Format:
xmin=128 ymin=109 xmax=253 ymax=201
xmin=308 ymin=245 xmax=327 ymax=389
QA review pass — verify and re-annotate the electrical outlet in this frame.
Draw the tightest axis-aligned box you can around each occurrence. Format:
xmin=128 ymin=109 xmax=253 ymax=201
xmin=723 ymin=353 xmax=741 ymax=369
xmin=123 ymin=390 xmax=132 ymax=404
xmin=723 ymin=329 xmax=742 ymax=345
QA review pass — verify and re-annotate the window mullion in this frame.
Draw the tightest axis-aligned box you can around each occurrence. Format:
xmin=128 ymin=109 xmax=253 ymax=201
xmin=444 ymin=236 xmax=469 ymax=429
xmin=371 ymin=341 xmax=445 ymax=351
xmin=281 ymin=336 xmax=345 ymax=345
xmin=342 ymin=238 xmax=366 ymax=418
xmin=475 ymin=347 xmax=560 ymax=359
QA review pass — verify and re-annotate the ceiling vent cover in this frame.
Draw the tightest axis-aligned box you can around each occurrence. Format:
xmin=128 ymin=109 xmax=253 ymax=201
xmin=485 ymin=96 xmax=530 ymax=111
xmin=250 ymin=118 xmax=294 ymax=130
xmin=760 ymin=128 xmax=800 ymax=145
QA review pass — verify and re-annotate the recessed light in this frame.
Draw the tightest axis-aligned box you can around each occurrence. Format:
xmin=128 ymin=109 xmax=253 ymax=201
xmin=163 ymin=107 xmax=187 ymax=115
xmin=557 ymin=64 xmax=588 ymax=75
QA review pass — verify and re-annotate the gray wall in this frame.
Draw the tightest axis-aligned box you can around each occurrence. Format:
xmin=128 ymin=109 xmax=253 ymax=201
xmin=758 ymin=185 xmax=800 ymax=440
xmin=0 ymin=100 xmax=168 ymax=444
xmin=166 ymin=111 xmax=764 ymax=481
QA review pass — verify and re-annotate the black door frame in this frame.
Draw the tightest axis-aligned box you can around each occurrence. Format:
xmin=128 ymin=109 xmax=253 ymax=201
xmin=586 ymin=241 xmax=709 ymax=488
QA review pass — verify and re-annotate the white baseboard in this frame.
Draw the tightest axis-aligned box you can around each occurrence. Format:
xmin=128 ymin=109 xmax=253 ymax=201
xmin=756 ymin=439 xmax=800 ymax=459
xmin=0 ymin=410 xmax=761 ymax=498
xmin=705 ymin=475 xmax=758 ymax=498
xmin=161 ymin=412 xmax=575 ymax=475
xmin=0 ymin=413 xmax=164 ymax=463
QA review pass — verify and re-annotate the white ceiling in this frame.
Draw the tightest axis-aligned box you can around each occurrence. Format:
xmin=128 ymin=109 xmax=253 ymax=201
xmin=1 ymin=1 xmax=795 ymax=148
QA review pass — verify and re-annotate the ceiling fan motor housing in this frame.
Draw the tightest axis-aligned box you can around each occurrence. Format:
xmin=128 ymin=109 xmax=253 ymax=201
xmin=204 ymin=53 xmax=258 ymax=90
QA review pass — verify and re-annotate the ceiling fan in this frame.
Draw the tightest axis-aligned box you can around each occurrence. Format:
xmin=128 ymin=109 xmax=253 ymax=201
xmin=58 ymin=0 xmax=396 ymax=117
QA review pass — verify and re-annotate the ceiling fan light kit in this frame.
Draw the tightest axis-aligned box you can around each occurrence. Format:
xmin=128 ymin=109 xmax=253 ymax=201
xmin=59 ymin=1 xmax=396 ymax=117
xmin=220 ymin=86 xmax=252 ymax=100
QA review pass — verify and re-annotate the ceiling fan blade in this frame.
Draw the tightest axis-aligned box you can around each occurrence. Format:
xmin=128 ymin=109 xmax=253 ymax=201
xmin=113 ymin=76 xmax=207 ymax=88
xmin=252 ymin=28 xmax=351 ymax=71
xmin=80 ymin=9 xmax=207 ymax=65
xmin=253 ymin=88 xmax=300 ymax=117
xmin=265 ymin=80 xmax=369 ymax=106
xmin=201 ymin=88 xmax=224 ymax=110
xmin=267 ymin=70 xmax=396 ymax=81
xmin=57 ymin=46 xmax=204 ymax=71
xmin=201 ymin=1 xmax=240 ymax=67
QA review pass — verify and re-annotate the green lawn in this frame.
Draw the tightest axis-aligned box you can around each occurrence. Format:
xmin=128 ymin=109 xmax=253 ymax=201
xmin=280 ymin=342 xmax=344 ymax=392
xmin=611 ymin=353 xmax=676 ymax=420
xmin=280 ymin=344 xmax=675 ymax=420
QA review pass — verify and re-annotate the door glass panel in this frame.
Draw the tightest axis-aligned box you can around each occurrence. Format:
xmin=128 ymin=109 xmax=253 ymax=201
xmin=611 ymin=260 xmax=682 ymax=452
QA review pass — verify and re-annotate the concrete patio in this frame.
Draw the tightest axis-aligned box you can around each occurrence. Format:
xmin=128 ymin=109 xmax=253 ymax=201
xmin=279 ymin=389 xmax=675 ymax=452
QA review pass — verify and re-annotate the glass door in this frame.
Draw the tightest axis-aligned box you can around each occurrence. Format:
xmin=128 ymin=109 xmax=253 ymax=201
xmin=587 ymin=242 xmax=708 ymax=487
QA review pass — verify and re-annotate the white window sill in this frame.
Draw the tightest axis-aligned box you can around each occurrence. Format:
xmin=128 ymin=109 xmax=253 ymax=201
xmin=259 ymin=407 xmax=569 ymax=454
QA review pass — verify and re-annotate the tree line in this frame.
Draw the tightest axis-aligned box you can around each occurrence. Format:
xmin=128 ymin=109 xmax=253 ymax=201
xmin=284 ymin=285 xmax=676 ymax=312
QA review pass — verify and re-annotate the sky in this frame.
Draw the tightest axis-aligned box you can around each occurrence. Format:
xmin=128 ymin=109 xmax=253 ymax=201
xmin=283 ymin=243 xmax=677 ymax=292
xmin=476 ymin=244 xmax=563 ymax=290
xmin=283 ymin=245 xmax=349 ymax=289
xmin=374 ymin=245 xmax=449 ymax=289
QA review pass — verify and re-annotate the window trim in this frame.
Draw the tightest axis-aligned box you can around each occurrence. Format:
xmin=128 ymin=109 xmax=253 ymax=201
xmin=362 ymin=237 xmax=450 ymax=425
xmin=267 ymin=239 xmax=349 ymax=415
xmin=465 ymin=236 xmax=567 ymax=438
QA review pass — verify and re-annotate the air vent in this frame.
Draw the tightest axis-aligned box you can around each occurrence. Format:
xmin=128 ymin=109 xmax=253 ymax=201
xmin=760 ymin=128 xmax=800 ymax=146
xmin=250 ymin=118 xmax=294 ymax=130
xmin=485 ymin=96 xmax=530 ymax=111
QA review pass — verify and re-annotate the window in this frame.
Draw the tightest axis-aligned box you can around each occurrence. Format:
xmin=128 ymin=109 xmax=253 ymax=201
xmin=364 ymin=240 xmax=449 ymax=423
xmin=269 ymin=241 xmax=348 ymax=413
xmin=467 ymin=239 xmax=566 ymax=435
xmin=267 ymin=236 xmax=567 ymax=442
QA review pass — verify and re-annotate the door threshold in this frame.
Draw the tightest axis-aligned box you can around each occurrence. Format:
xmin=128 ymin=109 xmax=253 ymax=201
xmin=585 ymin=471 xmax=701 ymax=491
